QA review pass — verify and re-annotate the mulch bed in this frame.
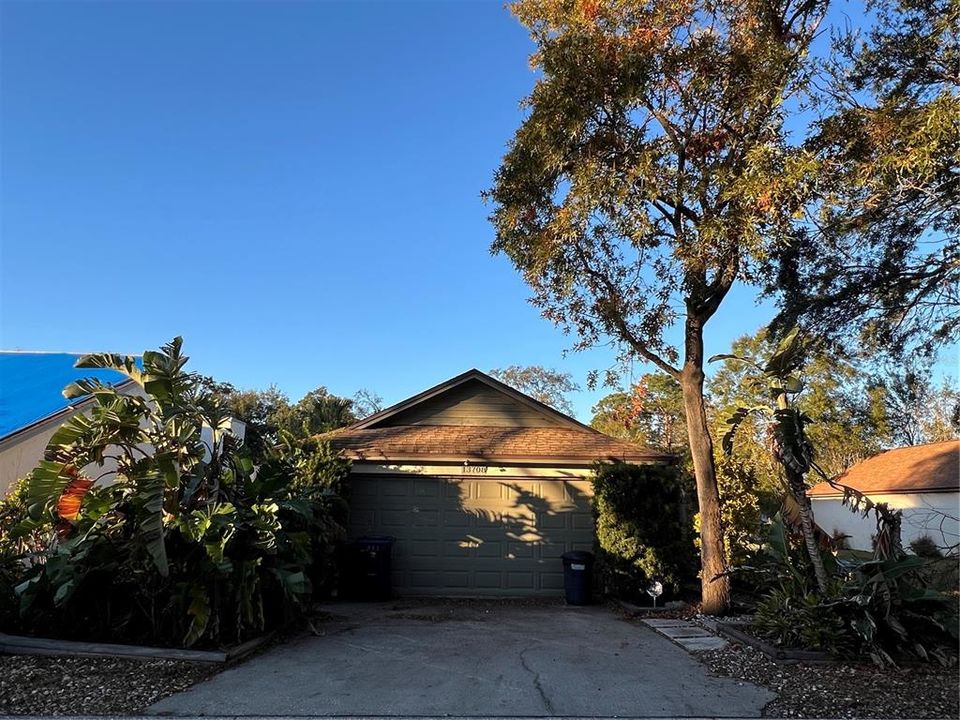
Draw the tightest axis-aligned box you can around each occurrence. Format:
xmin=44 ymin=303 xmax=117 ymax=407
xmin=698 ymin=642 xmax=960 ymax=719
xmin=0 ymin=655 xmax=217 ymax=715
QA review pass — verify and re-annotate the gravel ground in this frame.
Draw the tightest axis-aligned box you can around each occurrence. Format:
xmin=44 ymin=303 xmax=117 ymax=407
xmin=698 ymin=643 xmax=960 ymax=719
xmin=0 ymin=655 xmax=217 ymax=715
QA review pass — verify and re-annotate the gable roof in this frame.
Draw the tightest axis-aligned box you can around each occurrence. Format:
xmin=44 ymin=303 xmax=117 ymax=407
xmin=808 ymin=440 xmax=960 ymax=497
xmin=325 ymin=369 xmax=671 ymax=465
xmin=0 ymin=351 xmax=138 ymax=443
xmin=326 ymin=424 xmax=671 ymax=465
xmin=352 ymin=368 xmax=593 ymax=432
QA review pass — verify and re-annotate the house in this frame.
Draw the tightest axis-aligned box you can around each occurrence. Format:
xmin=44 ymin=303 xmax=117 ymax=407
xmin=808 ymin=440 xmax=960 ymax=554
xmin=325 ymin=368 xmax=671 ymax=597
xmin=0 ymin=352 xmax=146 ymax=496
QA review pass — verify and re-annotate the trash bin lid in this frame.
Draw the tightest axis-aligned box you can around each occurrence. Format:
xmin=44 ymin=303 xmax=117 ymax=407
xmin=562 ymin=550 xmax=594 ymax=562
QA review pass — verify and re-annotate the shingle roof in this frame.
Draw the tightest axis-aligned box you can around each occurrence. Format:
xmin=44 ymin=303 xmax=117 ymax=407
xmin=0 ymin=352 xmax=138 ymax=442
xmin=808 ymin=440 xmax=960 ymax=497
xmin=325 ymin=424 xmax=670 ymax=464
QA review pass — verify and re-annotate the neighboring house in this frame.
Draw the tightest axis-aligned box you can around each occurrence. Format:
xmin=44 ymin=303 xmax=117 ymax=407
xmin=326 ymin=368 xmax=671 ymax=597
xmin=0 ymin=351 xmax=147 ymax=496
xmin=808 ymin=440 xmax=960 ymax=554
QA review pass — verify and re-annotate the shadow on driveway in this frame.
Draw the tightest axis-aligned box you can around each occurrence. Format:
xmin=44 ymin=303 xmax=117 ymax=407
xmin=148 ymin=601 xmax=774 ymax=717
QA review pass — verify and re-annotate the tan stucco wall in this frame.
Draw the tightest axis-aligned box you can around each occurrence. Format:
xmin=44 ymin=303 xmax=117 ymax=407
xmin=811 ymin=491 xmax=959 ymax=553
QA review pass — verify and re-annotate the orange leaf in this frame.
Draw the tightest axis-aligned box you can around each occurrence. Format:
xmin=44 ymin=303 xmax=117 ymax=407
xmin=57 ymin=477 xmax=94 ymax=521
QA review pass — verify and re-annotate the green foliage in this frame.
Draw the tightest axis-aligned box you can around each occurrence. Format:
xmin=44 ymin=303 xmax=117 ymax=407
xmin=201 ymin=379 xmax=363 ymax=464
xmin=592 ymin=462 xmax=697 ymax=601
xmin=0 ymin=338 xmax=350 ymax=648
xmin=748 ymin=515 xmax=958 ymax=666
xmin=755 ymin=586 xmax=853 ymax=656
xmin=909 ymin=535 xmax=944 ymax=559
xmin=714 ymin=456 xmax=762 ymax=566
xmin=590 ymin=374 xmax=687 ymax=459
xmin=771 ymin=0 xmax=959 ymax=355
xmin=708 ymin=328 xmax=893 ymax=483
xmin=489 ymin=365 xmax=580 ymax=415
xmin=487 ymin=0 xmax=834 ymax=614
xmin=839 ymin=554 xmax=957 ymax=666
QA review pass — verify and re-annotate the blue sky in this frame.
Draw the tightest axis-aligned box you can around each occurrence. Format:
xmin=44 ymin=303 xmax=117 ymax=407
xmin=0 ymin=1 xmax=944 ymax=421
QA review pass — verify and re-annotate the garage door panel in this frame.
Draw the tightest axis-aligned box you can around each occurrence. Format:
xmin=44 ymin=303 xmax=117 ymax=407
xmin=471 ymin=482 xmax=497 ymax=499
xmin=411 ymin=509 xmax=439 ymax=526
xmin=379 ymin=510 xmax=410 ymax=527
xmin=506 ymin=542 xmax=534 ymax=558
xmin=414 ymin=479 xmax=440 ymax=497
xmin=477 ymin=540 xmax=503 ymax=558
xmin=540 ymin=572 xmax=565 ymax=590
xmin=572 ymin=513 xmax=594 ymax=530
xmin=348 ymin=475 xmax=595 ymax=597
xmin=538 ymin=512 xmax=568 ymax=530
xmin=409 ymin=540 xmax=439 ymax=557
xmin=443 ymin=480 xmax=467 ymax=498
xmin=540 ymin=542 xmax=566 ymax=560
xmin=382 ymin=480 xmax=411 ymax=496
xmin=442 ymin=571 xmax=471 ymax=588
xmin=506 ymin=572 xmax=535 ymax=589
xmin=474 ymin=571 xmax=504 ymax=589
xmin=442 ymin=510 xmax=472 ymax=527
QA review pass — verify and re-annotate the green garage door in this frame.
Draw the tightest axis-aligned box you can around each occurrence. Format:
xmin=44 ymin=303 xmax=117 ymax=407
xmin=347 ymin=474 xmax=595 ymax=596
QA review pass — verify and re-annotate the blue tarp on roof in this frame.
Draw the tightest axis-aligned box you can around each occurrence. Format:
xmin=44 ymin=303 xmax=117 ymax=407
xmin=0 ymin=352 xmax=138 ymax=441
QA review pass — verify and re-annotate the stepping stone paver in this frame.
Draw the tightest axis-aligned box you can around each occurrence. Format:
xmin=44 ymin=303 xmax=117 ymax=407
xmin=640 ymin=617 xmax=729 ymax=652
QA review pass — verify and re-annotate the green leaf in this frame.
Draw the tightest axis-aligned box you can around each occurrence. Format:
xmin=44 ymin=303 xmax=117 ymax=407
xmin=135 ymin=470 xmax=169 ymax=576
xmin=74 ymin=352 xmax=143 ymax=386
xmin=763 ymin=327 xmax=806 ymax=378
xmin=24 ymin=461 xmax=74 ymax=515
xmin=183 ymin=584 xmax=211 ymax=647
xmin=53 ymin=578 xmax=78 ymax=607
xmin=271 ymin=567 xmax=311 ymax=598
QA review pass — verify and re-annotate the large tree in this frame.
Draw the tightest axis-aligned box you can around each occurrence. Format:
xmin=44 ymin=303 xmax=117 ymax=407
xmin=708 ymin=329 xmax=889 ymax=484
xmin=490 ymin=365 xmax=581 ymax=414
xmin=590 ymin=373 xmax=687 ymax=457
xmin=771 ymin=0 xmax=959 ymax=353
xmin=487 ymin=0 xmax=827 ymax=613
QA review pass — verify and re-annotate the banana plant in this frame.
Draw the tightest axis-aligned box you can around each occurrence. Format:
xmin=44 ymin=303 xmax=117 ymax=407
xmin=710 ymin=327 xmax=832 ymax=594
xmin=17 ymin=338 xmax=242 ymax=576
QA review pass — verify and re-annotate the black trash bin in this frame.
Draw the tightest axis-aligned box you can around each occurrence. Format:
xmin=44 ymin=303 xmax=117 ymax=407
xmin=347 ymin=536 xmax=395 ymax=600
xmin=561 ymin=550 xmax=594 ymax=605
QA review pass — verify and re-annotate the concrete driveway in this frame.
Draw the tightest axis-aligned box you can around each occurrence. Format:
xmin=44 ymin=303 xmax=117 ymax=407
xmin=148 ymin=601 xmax=773 ymax=717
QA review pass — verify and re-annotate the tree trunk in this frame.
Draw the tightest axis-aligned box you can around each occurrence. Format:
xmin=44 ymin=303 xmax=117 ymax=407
xmin=787 ymin=468 xmax=830 ymax=594
xmin=678 ymin=335 xmax=731 ymax=615
xmin=774 ymin=395 xmax=831 ymax=595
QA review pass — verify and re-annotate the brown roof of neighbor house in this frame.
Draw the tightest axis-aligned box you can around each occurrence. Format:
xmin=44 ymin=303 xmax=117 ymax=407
xmin=325 ymin=424 xmax=670 ymax=464
xmin=808 ymin=440 xmax=960 ymax=497
xmin=322 ymin=369 xmax=670 ymax=465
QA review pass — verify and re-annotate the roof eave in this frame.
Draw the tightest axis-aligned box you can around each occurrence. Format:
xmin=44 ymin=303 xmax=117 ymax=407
xmin=339 ymin=451 xmax=675 ymax=466
xmin=0 ymin=378 xmax=139 ymax=447
xmin=809 ymin=484 xmax=960 ymax=498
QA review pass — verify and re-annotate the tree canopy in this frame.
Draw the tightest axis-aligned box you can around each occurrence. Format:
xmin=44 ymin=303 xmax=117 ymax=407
xmin=487 ymin=0 xmax=830 ymax=614
xmin=770 ymin=0 xmax=959 ymax=354
xmin=490 ymin=365 xmax=580 ymax=414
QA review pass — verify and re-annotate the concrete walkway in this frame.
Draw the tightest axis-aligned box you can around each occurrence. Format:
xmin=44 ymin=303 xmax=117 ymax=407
xmin=641 ymin=618 xmax=729 ymax=652
xmin=147 ymin=602 xmax=773 ymax=718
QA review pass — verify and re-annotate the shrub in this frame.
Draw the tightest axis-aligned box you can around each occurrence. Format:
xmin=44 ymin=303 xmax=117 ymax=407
xmin=715 ymin=455 xmax=763 ymax=566
xmin=749 ymin=514 xmax=958 ymax=666
xmin=592 ymin=461 xmax=697 ymax=602
xmin=0 ymin=339 xmax=349 ymax=648
xmin=755 ymin=585 xmax=854 ymax=655
xmin=909 ymin=535 xmax=944 ymax=558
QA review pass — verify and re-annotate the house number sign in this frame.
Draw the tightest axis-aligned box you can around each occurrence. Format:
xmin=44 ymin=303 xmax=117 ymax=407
xmin=462 ymin=465 xmax=488 ymax=474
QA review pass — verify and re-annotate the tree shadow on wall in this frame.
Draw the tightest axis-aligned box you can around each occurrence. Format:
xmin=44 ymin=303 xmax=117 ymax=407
xmin=347 ymin=474 xmax=594 ymax=596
